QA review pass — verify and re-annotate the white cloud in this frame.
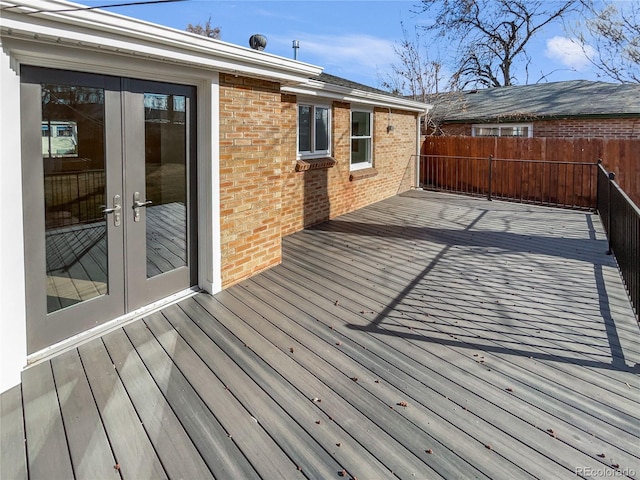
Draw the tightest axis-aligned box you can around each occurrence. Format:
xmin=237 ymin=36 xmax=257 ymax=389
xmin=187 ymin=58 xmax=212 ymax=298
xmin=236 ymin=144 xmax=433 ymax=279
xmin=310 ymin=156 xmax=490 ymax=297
xmin=545 ymin=36 xmax=595 ymax=70
xmin=270 ymin=33 xmax=396 ymax=76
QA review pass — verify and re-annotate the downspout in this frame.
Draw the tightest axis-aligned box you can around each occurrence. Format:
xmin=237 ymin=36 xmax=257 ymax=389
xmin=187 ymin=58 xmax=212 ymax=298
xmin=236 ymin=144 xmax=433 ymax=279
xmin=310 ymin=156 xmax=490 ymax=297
xmin=415 ymin=111 xmax=426 ymax=189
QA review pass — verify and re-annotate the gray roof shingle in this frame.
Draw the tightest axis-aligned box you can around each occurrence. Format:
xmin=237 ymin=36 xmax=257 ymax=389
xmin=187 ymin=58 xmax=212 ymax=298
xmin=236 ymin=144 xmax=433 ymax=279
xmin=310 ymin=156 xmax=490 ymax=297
xmin=316 ymin=72 xmax=404 ymax=97
xmin=433 ymin=80 xmax=640 ymax=122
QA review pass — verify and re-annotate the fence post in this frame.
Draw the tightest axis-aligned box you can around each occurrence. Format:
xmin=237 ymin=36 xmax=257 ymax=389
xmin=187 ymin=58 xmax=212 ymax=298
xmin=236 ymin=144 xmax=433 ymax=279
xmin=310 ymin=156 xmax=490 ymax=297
xmin=606 ymin=169 xmax=615 ymax=255
xmin=487 ymin=155 xmax=493 ymax=201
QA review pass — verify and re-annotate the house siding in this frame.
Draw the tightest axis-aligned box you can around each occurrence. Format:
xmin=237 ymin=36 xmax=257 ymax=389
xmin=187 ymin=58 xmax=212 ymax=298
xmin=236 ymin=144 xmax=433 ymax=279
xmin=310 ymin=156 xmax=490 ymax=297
xmin=439 ymin=117 xmax=640 ymax=139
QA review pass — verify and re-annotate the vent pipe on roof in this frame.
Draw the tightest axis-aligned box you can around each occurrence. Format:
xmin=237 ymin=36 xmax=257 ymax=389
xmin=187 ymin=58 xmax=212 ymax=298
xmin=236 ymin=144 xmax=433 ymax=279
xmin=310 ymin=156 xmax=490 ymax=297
xmin=292 ymin=40 xmax=300 ymax=60
xmin=249 ymin=34 xmax=267 ymax=51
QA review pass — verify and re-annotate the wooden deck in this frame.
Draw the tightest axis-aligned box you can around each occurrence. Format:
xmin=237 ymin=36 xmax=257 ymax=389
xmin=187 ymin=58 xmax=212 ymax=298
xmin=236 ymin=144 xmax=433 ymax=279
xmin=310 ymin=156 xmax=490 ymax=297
xmin=2 ymin=191 xmax=639 ymax=480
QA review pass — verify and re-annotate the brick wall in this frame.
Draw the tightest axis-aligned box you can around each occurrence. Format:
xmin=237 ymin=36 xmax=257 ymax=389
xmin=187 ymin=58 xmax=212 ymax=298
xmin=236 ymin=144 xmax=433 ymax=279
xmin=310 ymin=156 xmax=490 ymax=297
xmin=533 ymin=118 xmax=640 ymax=138
xmin=219 ymin=74 xmax=283 ymax=287
xmin=439 ymin=124 xmax=471 ymax=136
xmin=439 ymin=117 xmax=640 ymax=138
xmin=281 ymin=101 xmax=418 ymax=237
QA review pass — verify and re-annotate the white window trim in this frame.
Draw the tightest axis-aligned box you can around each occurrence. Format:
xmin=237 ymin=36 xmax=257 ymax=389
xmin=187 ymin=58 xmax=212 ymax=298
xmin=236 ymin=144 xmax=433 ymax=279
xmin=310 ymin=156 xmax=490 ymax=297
xmin=472 ymin=123 xmax=533 ymax=138
xmin=297 ymin=102 xmax=332 ymax=159
xmin=350 ymin=107 xmax=374 ymax=171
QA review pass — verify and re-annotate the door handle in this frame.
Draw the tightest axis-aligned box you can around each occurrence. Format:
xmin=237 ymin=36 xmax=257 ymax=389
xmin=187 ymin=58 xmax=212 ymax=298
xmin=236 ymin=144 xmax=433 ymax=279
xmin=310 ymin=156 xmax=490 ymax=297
xmin=133 ymin=200 xmax=153 ymax=208
xmin=101 ymin=195 xmax=121 ymax=226
xmin=132 ymin=192 xmax=152 ymax=222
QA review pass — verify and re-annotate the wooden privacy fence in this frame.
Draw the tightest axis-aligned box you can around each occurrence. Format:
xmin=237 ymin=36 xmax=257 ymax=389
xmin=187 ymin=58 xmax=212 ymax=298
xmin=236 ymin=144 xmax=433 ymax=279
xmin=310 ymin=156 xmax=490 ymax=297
xmin=422 ymin=137 xmax=640 ymax=207
xmin=417 ymin=155 xmax=597 ymax=209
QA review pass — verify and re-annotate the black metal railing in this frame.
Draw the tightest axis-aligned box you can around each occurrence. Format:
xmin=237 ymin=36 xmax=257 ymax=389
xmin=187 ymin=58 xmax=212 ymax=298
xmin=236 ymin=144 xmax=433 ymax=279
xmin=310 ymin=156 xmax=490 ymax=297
xmin=417 ymin=155 xmax=598 ymax=210
xmin=597 ymin=161 xmax=639 ymax=322
xmin=44 ymin=169 xmax=106 ymax=228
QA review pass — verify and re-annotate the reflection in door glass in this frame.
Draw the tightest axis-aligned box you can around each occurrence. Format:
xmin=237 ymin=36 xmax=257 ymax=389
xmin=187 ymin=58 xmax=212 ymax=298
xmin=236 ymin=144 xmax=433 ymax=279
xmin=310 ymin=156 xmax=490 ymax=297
xmin=144 ymin=93 xmax=187 ymax=278
xmin=41 ymin=84 xmax=108 ymax=313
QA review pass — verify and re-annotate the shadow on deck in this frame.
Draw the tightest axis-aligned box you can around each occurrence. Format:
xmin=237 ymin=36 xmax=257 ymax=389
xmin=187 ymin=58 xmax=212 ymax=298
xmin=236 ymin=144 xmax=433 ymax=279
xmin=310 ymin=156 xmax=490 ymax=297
xmin=2 ymin=190 xmax=639 ymax=479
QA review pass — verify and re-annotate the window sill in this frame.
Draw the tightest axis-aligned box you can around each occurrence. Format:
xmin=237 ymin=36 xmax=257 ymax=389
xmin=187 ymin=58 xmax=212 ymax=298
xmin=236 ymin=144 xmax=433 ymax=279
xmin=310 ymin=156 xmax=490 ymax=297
xmin=349 ymin=167 xmax=378 ymax=181
xmin=295 ymin=157 xmax=337 ymax=172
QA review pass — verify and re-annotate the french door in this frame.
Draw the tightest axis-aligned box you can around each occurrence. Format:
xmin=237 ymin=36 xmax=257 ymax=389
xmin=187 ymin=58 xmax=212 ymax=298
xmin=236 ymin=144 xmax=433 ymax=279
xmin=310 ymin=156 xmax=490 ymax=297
xmin=21 ymin=67 xmax=197 ymax=353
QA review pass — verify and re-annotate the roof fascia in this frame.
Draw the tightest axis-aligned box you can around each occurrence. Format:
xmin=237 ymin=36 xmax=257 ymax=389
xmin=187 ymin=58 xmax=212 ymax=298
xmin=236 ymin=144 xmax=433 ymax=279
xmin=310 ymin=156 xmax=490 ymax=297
xmin=283 ymin=81 xmax=432 ymax=113
xmin=0 ymin=0 xmax=323 ymax=83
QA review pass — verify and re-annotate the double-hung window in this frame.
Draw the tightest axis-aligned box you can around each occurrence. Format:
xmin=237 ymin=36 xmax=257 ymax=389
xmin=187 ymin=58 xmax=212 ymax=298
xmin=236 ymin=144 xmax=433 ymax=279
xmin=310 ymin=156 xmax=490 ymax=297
xmin=350 ymin=108 xmax=373 ymax=170
xmin=298 ymin=104 xmax=330 ymax=157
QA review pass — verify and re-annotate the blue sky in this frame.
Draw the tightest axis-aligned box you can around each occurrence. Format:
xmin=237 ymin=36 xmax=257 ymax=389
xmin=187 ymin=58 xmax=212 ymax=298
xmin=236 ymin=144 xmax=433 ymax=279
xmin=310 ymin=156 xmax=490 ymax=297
xmin=83 ymin=0 xmax=604 ymax=89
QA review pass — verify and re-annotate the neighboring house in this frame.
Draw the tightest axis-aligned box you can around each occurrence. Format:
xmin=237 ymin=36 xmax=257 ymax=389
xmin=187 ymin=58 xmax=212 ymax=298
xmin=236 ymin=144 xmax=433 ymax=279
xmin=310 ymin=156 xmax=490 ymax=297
xmin=429 ymin=80 xmax=640 ymax=138
xmin=0 ymin=0 xmax=429 ymax=391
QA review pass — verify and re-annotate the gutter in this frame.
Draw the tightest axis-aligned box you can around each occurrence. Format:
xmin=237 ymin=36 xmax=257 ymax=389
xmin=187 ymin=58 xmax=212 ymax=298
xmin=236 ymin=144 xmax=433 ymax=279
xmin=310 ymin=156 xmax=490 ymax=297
xmin=416 ymin=112 xmax=426 ymax=188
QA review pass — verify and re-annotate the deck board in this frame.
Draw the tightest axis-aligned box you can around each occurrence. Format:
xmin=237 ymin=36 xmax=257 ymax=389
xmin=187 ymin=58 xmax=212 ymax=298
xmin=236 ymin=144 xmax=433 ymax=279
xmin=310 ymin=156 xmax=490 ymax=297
xmin=276 ymin=221 xmax=639 ymax=462
xmin=163 ymin=302 xmax=355 ymax=479
xmin=21 ymin=361 xmax=75 ymax=480
xmin=101 ymin=328 xmax=214 ymax=480
xmin=170 ymin=300 xmax=396 ymax=479
xmin=140 ymin=311 xmax=303 ymax=479
xmin=280 ymin=238 xmax=640 ymax=413
xmin=245 ymin=267 xmax=613 ymax=478
xmin=77 ymin=339 xmax=168 ymax=479
xmin=0 ymin=386 xmax=27 ymax=480
xmin=227 ymin=281 xmax=516 ymax=479
xmin=194 ymin=293 xmax=442 ymax=479
xmin=284 ymin=220 xmax=640 ymax=381
xmin=123 ymin=318 xmax=260 ymax=479
xmin=4 ymin=191 xmax=640 ymax=479
xmin=50 ymin=349 xmax=118 ymax=480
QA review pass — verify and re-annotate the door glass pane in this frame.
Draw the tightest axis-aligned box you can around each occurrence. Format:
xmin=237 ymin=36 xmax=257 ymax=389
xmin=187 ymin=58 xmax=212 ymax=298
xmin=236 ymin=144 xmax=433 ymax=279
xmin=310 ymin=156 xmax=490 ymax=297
xmin=144 ymin=93 xmax=187 ymax=278
xmin=42 ymin=84 xmax=107 ymax=313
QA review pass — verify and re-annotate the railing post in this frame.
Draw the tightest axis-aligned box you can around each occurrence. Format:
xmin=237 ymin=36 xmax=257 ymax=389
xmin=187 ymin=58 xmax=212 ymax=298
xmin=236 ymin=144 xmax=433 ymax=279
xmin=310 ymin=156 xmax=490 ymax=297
xmin=487 ymin=155 xmax=493 ymax=201
xmin=596 ymin=159 xmax=602 ymax=209
xmin=606 ymin=169 xmax=615 ymax=255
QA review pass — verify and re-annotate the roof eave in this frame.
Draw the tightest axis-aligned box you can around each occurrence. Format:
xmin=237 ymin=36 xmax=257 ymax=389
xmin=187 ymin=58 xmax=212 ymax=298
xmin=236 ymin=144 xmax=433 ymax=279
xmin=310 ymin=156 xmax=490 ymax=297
xmin=0 ymin=0 xmax=323 ymax=83
xmin=282 ymin=81 xmax=432 ymax=113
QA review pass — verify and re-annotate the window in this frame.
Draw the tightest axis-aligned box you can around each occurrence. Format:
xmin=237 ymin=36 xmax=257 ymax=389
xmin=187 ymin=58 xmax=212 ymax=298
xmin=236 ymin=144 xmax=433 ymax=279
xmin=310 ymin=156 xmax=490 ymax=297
xmin=472 ymin=123 xmax=532 ymax=137
xmin=57 ymin=125 xmax=74 ymax=137
xmin=351 ymin=109 xmax=373 ymax=170
xmin=298 ymin=104 xmax=330 ymax=157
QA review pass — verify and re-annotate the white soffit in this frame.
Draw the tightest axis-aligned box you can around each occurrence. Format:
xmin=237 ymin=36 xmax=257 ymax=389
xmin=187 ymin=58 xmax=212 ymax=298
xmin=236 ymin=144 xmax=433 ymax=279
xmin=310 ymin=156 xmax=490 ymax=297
xmin=283 ymin=81 xmax=432 ymax=113
xmin=0 ymin=0 xmax=323 ymax=83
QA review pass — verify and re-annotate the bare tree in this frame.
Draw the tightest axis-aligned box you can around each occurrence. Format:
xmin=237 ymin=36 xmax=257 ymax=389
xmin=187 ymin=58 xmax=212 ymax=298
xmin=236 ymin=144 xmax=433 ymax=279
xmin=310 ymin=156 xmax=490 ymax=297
xmin=186 ymin=16 xmax=221 ymax=40
xmin=379 ymin=23 xmax=465 ymax=136
xmin=380 ymin=23 xmax=445 ymax=101
xmin=415 ymin=0 xmax=582 ymax=88
xmin=573 ymin=1 xmax=639 ymax=83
